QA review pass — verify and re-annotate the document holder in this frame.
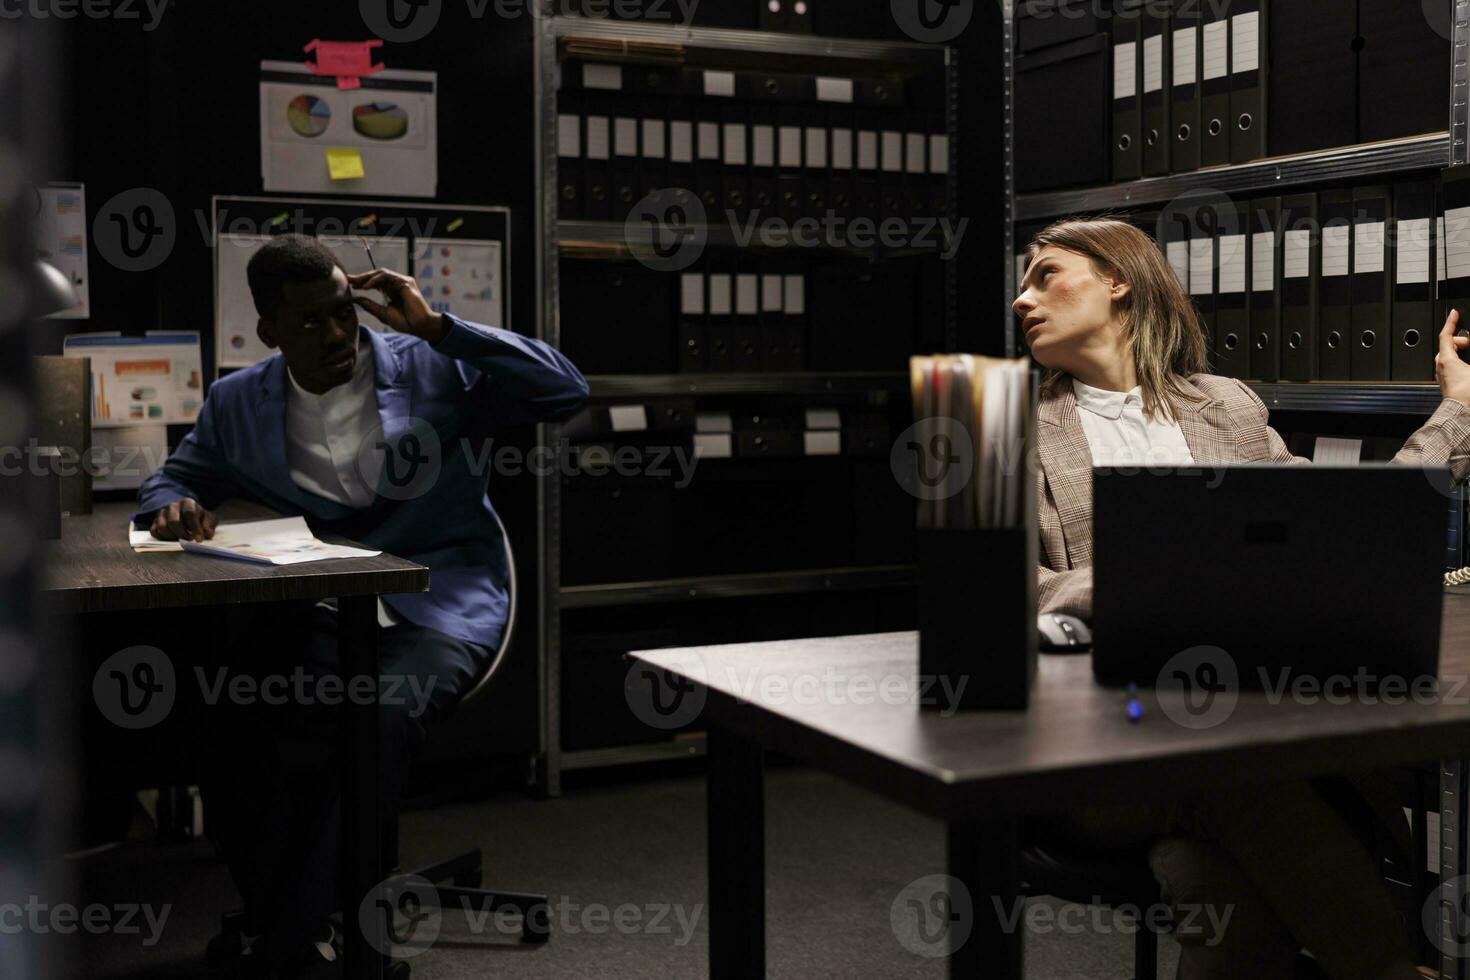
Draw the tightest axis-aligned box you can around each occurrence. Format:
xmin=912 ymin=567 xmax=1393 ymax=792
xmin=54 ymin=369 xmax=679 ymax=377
xmin=917 ymin=527 xmax=1038 ymax=712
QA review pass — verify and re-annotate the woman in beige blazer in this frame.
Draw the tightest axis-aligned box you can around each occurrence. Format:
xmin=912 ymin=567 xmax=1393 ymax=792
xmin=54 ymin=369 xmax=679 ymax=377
xmin=1013 ymin=218 xmax=1470 ymax=980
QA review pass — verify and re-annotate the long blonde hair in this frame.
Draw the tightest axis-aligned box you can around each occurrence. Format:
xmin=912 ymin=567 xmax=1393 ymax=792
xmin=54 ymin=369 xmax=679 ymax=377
xmin=1024 ymin=217 xmax=1209 ymax=420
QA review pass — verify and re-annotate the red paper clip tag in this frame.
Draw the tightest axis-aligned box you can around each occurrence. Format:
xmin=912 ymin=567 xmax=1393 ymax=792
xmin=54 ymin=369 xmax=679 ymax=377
xmin=303 ymin=39 xmax=385 ymax=91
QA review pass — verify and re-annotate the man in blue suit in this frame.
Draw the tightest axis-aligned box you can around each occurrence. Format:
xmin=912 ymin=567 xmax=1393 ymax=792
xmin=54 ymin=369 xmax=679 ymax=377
xmin=136 ymin=235 xmax=587 ymax=976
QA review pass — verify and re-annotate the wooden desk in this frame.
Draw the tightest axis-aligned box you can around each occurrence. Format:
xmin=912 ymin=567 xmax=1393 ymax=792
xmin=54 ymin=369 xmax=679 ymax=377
xmin=43 ymin=501 xmax=430 ymax=980
xmin=633 ymin=588 xmax=1470 ymax=979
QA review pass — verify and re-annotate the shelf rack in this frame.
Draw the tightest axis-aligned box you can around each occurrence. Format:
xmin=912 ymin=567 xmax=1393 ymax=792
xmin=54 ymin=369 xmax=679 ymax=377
xmin=536 ymin=10 xmax=955 ymax=789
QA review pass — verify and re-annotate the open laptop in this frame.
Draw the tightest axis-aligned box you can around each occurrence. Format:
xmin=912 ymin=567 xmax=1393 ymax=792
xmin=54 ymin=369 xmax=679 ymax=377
xmin=1091 ymin=464 xmax=1451 ymax=688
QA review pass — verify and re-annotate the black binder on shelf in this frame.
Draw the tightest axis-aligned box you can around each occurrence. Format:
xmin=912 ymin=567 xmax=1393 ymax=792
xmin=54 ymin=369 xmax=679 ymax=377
xmin=759 ymin=265 xmax=787 ymax=370
xmin=903 ymin=129 xmax=927 ymax=219
xmin=1158 ymin=208 xmax=1190 ymax=299
xmin=855 ymin=124 xmax=879 ymax=222
xmin=636 ymin=106 xmax=667 ymax=204
xmin=1279 ymin=192 xmax=1319 ymax=381
xmin=734 ymin=270 xmax=762 ymax=371
xmin=1267 ymin=0 xmax=1355 ymax=157
xmin=1199 ymin=0 xmax=1231 ymax=167
xmin=1440 ymin=165 xmax=1470 ymax=363
xmin=667 ymin=110 xmax=695 ymax=211
xmin=1350 ymin=184 xmax=1393 ymax=382
xmin=748 ymin=104 xmax=777 ymax=220
xmin=678 ymin=270 xmax=707 ymax=371
xmin=583 ymin=108 xmax=612 ymax=221
xmin=1169 ymin=0 xmax=1202 ymax=173
xmin=1359 ymin=0 xmax=1452 ymax=144
xmin=1228 ymin=0 xmax=1266 ymax=164
xmin=880 ymin=125 xmax=904 ymax=220
xmin=1392 ymin=180 xmax=1437 ymax=381
xmin=612 ymin=112 xmax=639 ymax=216
xmin=829 ymin=115 xmax=854 ymax=219
xmin=1111 ymin=0 xmax=1143 ymax=181
xmin=1214 ymin=200 xmax=1250 ymax=379
xmin=803 ymin=105 xmax=830 ymax=219
xmin=707 ymin=266 xmax=734 ymax=371
xmin=1248 ymin=196 xmax=1281 ymax=382
xmin=557 ymin=97 xmax=584 ymax=219
xmin=783 ymin=267 xmax=808 ymax=369
xmin=694 ymin=103 xmax=723 ymax=216
xmin=721 ymin=101 xmax=749 ymax=220
xmin=1317 ymin=189 xmax=1354 ymax=381
xmin=926 ymin=110 xmax=949 ymax=216
xmin=777 ymin=104 xmax=804 ymax=223
xmin=1438 ymin=179 xmax=1451 ymax=340
xmin=1188 ymin=206 xmax=1217 ymax=362
xmin=1141 ymin=0 xmax=1171 ymax=176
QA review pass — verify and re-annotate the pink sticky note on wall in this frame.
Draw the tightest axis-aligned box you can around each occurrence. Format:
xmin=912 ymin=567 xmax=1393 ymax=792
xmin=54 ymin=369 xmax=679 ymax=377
xmin=303 ymin=39 xmax=385 ymax=90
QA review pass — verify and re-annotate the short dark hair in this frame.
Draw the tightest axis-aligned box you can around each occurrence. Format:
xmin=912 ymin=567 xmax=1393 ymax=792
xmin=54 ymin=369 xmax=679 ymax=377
xmin=246 ymin=234 xmax=343 ymax=317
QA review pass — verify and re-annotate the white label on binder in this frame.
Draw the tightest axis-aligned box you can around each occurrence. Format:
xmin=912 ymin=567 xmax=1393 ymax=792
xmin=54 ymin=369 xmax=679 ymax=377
xmin=1231 ymin=11 xmax=1260 ymax=74
xmin=1113 ymin=40 xmax=1137 ymax=100
xmin=1446 ymin=207 xmax=1470 ymax=280
xmin=641 ymin=119 xmax=665 ymax=158
xmin=736 ymin=273 xmax=758 ymax=315
xmin=1252 ymin=231 xmax=1275 ymax=291
xmin=882 ymin=131 xmax=903 ymax=173
xmin=698 ymin=121 xmax=720 ymax=160
xmin=1218 ymin=234 xmax=1246 ymax=293
xmin=693 ymin=433 xmax=733 ymax=459
xmin=1321 ymin=224 xmax=1350 ymax=277
xmin=1202 ymin=21 xmax=1228 ymax=81
xmin=680 ymin=272 xmax=704 ymax=315
xmin=906 ymin=133 xmax=926 ymax=174
xmin=1396 ymin=218 xmax=1431 ymax=285
xmin=751 ymin=125 xmax=775 ymax=168
xmin=929 ymin=134 xmax=950 ymax=175
xmin=708 ymin=273 xmax=732 ymax=315
xmin=557 ymin=115 xmax=580 ymax=157
xmin=779 ymin=126 xmax=802 ymax=168
xmin=1284 ymin=229 xmax=1310 ymax=279
xmin=585 ymin=116 xmax=610 ymax=160
xmin=1440 ymin=216 xmax=1450 ymax=282
xmin=703 ymin=70 xmax=736 ymax=97
xmin=609 ymin=405 xmax=647 ymax=432
xmin=858 ymin=131 xmax=879 ymax=171
xmin=1166 ymin=240 xmax=1189 ymax=288
xmin=614 ymin=117 xmax=638 ymax=157
xmin=1353 ymin=220 xmax=1385 ymax=275
xmin=831 ymin=128 xmax=853 ymax=170
xmin=816 ymin=77 xmax=854 ymax=103
xmin=805 ymin=129 xmax=828 ymax=169
xmin=723 ymin=123 xmax=747 ymax=166
xmin=783 ymin=274 xmax=805 ymax=315
xmin=696 ymin=411 xmax=732 ymax=433
xmin=670 ymin=120 xmax=694 ymax=163
xmin=1188 ymin=238 xmax=1213 ymax=296
xmin=1143 ymin=35 xmax=1163 ymax=94
xmin=1173 ymin=26 xmax=1198 ymax=87
xmin=803 ymin=431 xmax=842 ymax=456
xmin=583 ymin=63 xmax=623 ymax=90
xmin=805 ymin=408 xmax=841 ymax=429
xmin=761 ymin=274 xmax=784 ymax=311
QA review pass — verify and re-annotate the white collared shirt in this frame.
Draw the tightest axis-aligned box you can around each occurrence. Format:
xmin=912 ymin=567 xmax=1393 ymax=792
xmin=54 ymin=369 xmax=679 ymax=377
xmin=1072 ymin=377 xmax=1196 ymax=469
xmin=285 ymin=340 xmax=400 ymax=627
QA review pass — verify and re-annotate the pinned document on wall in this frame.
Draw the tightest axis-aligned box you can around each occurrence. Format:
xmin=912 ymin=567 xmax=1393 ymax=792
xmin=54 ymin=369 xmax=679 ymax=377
xmin=413 ymin=238 xmax=503 ymax=328
xmin=35 ymin=181 xmax=89 ymax=318
xmin=260 ymin=60 xmax=437 ymax=197
xmin=90 ymin=424 xmax=169 ymax=492
xmin=61 ymin=332 xmax=203 ymax=428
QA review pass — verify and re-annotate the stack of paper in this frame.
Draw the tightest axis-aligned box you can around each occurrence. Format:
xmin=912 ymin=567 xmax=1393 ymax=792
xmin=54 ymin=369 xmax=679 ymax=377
xmin=909 ymin=355 xmax=1032 ymax=530
xmin=128 ymin=516 xmax=381 ymax=566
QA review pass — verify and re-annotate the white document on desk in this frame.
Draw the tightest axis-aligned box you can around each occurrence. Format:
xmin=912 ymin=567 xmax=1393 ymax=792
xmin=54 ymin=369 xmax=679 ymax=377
xmin=128 ymin=516 xmax=380 ymax=565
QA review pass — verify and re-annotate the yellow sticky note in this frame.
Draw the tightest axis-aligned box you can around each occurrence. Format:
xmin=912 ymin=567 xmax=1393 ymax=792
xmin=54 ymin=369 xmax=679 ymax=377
xmin=326 ymin=148 xmax=365 ymax=181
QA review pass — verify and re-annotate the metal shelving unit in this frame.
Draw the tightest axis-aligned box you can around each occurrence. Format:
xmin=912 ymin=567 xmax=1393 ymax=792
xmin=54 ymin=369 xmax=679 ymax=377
xmin=587 ymin=371 xmax=905 ymax=397
xmin=1245 ymin=382 xmax=1446 ymax=416
xmin=537 ymin=8 xmax=954 ymax=791
xmin=561 ymin=564 xmax=916 ymax=608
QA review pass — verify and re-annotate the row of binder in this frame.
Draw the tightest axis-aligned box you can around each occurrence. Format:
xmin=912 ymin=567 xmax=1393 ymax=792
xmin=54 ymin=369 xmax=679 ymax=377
xmin=558 ymin=61 xmax=949 ymax=222
xmin=677 ymin=267 xmax=808 ymax=371
xmin=1017 ymin=177 xmax=1453 ymax=382
xmin=1016 ymin=0 xmax=1450 ymax=192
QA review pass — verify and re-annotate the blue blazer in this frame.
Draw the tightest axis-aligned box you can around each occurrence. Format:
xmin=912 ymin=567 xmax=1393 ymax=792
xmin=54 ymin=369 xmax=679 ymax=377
xmin=135 ymin=315 xmax=589 ymax=649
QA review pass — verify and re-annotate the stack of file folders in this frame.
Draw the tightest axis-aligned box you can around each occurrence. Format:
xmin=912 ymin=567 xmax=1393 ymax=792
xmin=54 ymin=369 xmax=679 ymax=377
xmin=909 ymin=355 xmax=1032 ymax=530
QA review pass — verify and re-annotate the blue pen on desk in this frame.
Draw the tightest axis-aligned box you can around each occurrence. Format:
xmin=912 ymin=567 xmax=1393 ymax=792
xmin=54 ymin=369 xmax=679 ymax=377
xmin=1125 ymin=683 xmax=1144 ymax=723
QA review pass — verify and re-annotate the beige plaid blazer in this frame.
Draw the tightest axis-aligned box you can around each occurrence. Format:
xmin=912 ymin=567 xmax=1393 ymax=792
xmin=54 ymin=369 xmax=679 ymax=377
xmin=1037 ymin=373 xmax=1470 ymax=617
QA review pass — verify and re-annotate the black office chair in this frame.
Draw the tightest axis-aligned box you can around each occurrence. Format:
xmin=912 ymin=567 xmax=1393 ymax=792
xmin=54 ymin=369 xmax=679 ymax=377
xmin=208 ymin=508 xmax=548 ymax=976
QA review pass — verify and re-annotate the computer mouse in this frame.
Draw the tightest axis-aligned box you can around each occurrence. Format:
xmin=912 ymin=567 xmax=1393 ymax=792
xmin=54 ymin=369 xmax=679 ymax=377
xmin=1037 ymin=612 xmax=1093 ymax=653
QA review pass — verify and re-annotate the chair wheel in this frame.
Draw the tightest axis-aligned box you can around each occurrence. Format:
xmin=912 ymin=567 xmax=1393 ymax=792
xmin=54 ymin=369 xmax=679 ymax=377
xmin=387 ymin=960 xmax=411 ymax=980
xmin=451 ymin=870 xmax=482 ymax=888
